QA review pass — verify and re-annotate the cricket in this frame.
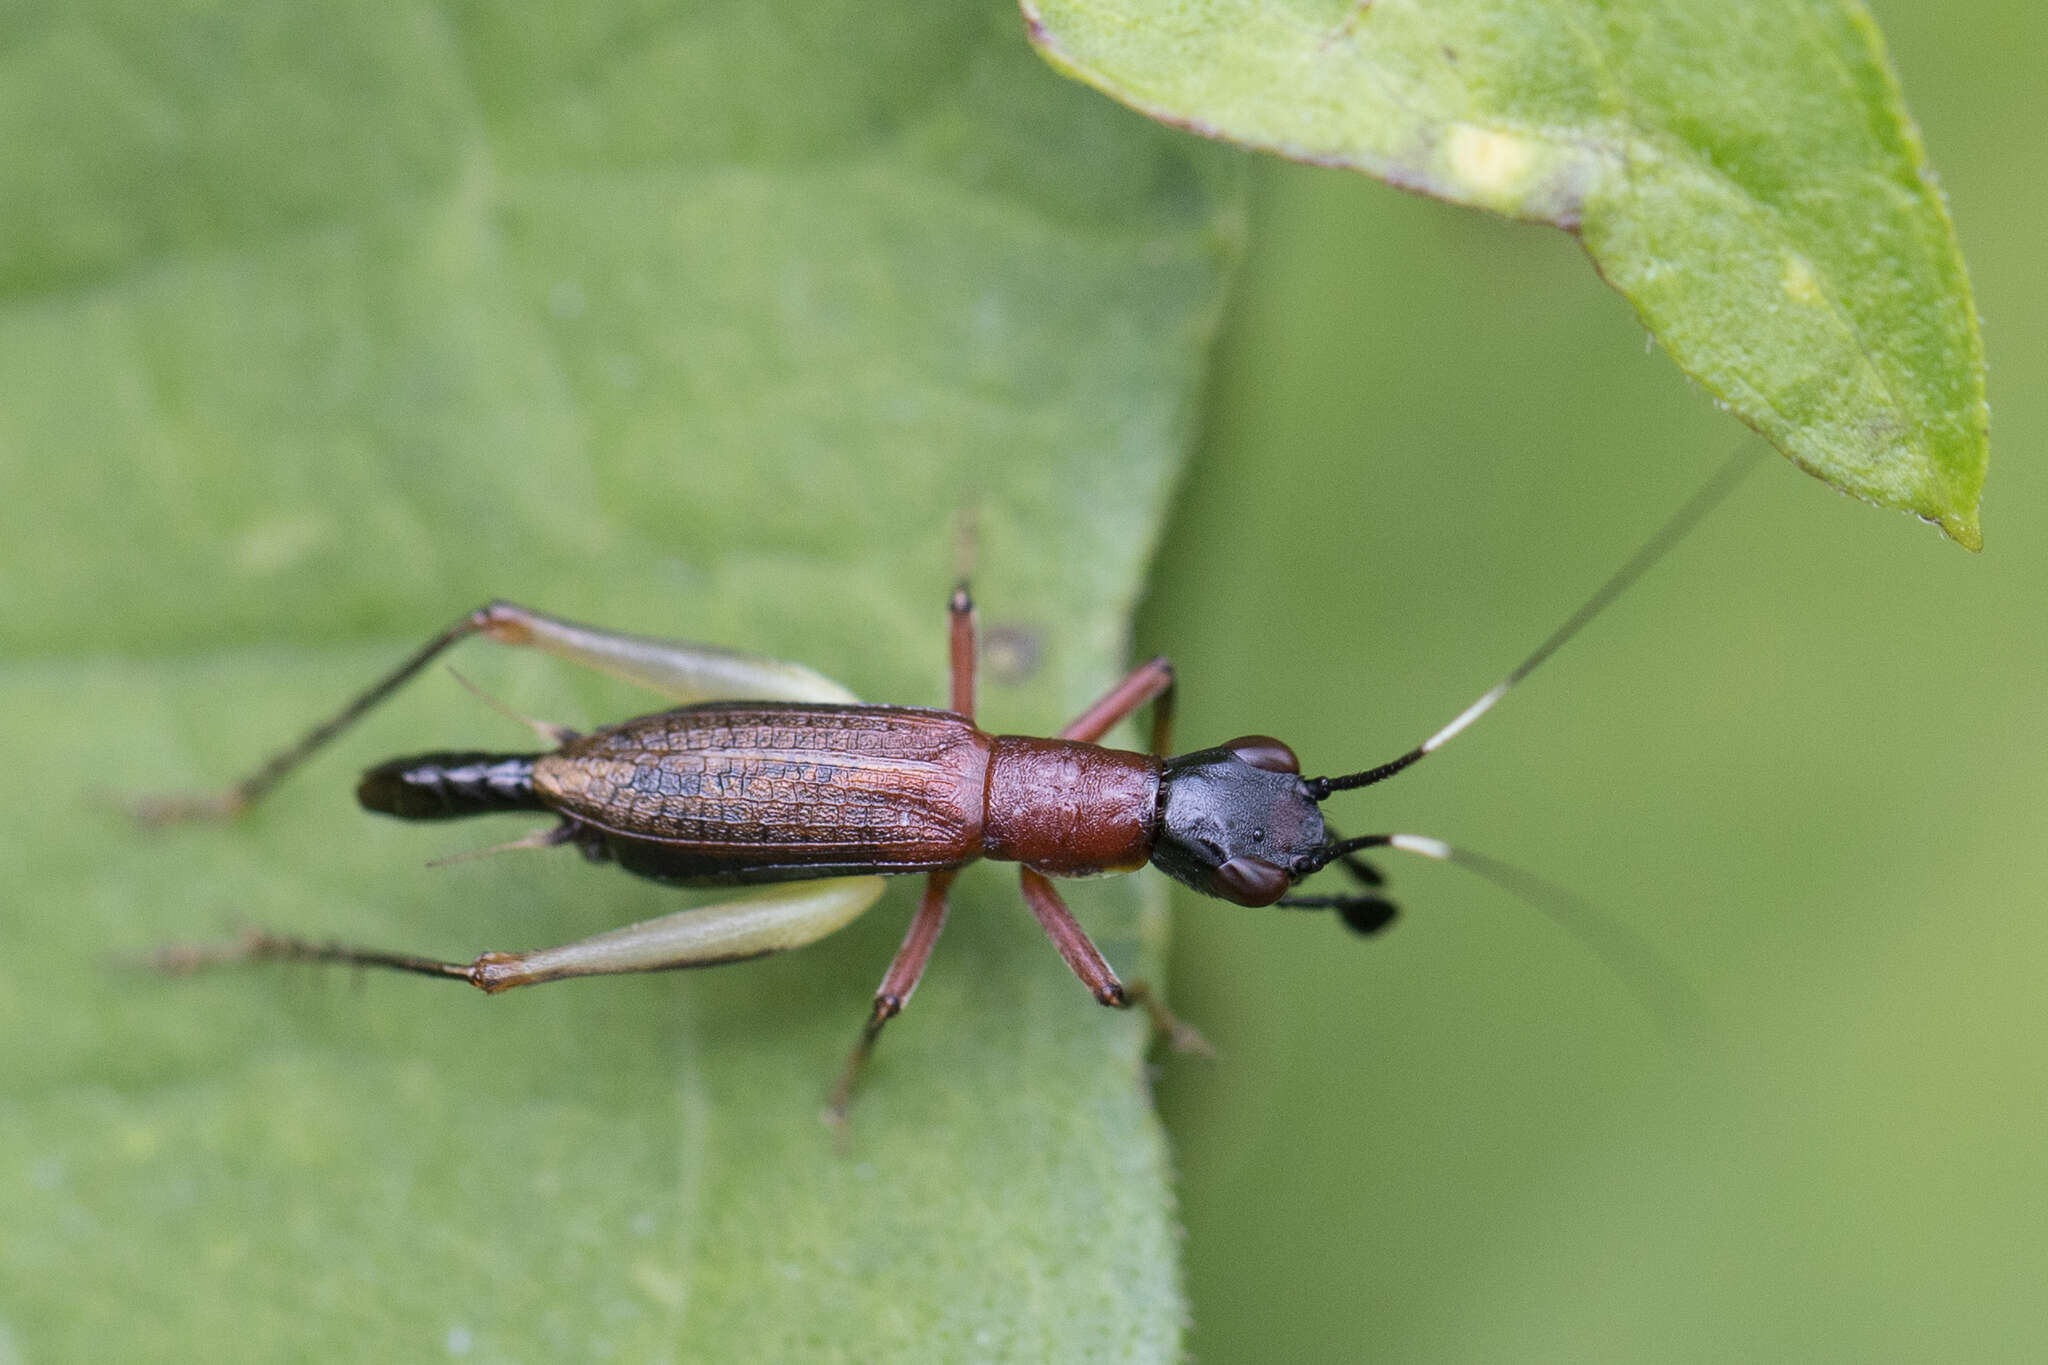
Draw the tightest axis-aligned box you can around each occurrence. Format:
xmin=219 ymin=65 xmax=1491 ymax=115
xmin=135 ymin=450 xmax=1758 ymax=1120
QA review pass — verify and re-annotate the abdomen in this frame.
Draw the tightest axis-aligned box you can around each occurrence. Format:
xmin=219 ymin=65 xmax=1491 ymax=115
xmin=532 ymin=702 xmax=992 ymax=885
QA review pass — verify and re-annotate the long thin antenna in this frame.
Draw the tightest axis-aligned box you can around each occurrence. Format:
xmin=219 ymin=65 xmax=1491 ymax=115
xmin=1306 ymin=445 xmax=1764 ymax=799
xmin=444 ymin=667 xmax=579 ymax=746
xmin=1308 ymin=833 xmax=1710 ymax=1045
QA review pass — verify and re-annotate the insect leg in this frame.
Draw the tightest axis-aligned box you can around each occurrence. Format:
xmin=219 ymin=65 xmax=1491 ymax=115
xmin=947 ymin=585 xmax=977 ymax=720
xmin=1017 ymin=869 xmax=1209 ymax=1053
xmin=469 ymin=601 xmax=858 ymax=707
xmin=129 ymin=600 xmax=857 ymax=825
xmin=141 ymin=876 xmax=887 ymax=989
xmin=1057 ymin=656 xmax=1176 ymax=756
xmin=129 ymin=611 xmax=492 ymax=823
xmin=826 ymin=869 xmax=957 ymax=1130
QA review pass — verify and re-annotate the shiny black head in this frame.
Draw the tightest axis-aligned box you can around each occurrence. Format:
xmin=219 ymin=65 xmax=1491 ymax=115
xmin=1151 ymin=736 xmax=1328 ymax=906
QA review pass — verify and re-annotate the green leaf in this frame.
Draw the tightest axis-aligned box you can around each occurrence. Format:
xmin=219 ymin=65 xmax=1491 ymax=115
xmin=0 ymin=3 xmax=1239 ymax=1358
xmin=1022 ymin=0 xmax=1988 ymax=547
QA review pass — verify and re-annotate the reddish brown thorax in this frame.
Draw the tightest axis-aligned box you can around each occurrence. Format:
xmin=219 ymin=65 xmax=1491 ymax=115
xmin=980 ymin=736 xmax=1160 ymax=877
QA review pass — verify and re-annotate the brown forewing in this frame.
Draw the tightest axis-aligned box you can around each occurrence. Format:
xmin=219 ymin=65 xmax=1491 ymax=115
xmin=532 ymin=703 xmax=991 ymax=872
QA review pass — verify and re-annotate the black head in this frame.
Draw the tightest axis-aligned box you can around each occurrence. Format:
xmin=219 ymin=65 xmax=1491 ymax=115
xmin=1151 ymin=736 xmax=1328 ymax=906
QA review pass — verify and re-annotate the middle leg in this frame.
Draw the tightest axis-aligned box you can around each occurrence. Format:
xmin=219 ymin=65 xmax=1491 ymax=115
xmin=947 ymin=584 xmax=977 ymax=720
xmin=1017 ymin=869 xmax=1209 ymax=1054
xmin=826 ymin=868 xmax=958 ymax=1128
xmin=823 ymin=588 xmax=977 ymax=1130
xmin=1041 ymin=659 xmax=1200 ymax=1050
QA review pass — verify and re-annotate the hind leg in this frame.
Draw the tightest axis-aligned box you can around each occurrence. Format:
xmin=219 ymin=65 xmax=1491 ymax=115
xmin=143 ymin=876 xmax=889 ymax=987
xmin=128 ymin=600 xmax=858 ymax=824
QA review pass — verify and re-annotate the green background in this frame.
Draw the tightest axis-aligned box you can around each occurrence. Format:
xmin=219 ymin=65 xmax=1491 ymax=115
xmin=1146 ymin=1 xmax=2044 ymax=1359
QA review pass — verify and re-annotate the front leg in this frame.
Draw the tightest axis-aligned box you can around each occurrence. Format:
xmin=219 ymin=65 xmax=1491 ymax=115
xmin=1059 ymin=657 xmax=1175 ymax=755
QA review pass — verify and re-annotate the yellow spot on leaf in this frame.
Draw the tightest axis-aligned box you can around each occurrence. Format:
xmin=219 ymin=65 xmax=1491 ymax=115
xmin=1782 ymin=255 xmax=1823 ymax=304
xmin=1444 ymin=124 xmax=1538 ymax=200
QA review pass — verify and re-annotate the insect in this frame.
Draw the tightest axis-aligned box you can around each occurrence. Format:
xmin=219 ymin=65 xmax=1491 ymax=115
xmin=136 ymin=450 xmax=1757 ymax=1119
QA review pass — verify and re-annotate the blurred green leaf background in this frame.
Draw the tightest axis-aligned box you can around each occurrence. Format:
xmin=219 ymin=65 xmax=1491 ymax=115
xmin=1145 ymin=2 xmax=2040 ymax=1359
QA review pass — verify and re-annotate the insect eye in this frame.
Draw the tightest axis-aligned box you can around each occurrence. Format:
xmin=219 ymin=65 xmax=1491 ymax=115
xmin=1211 ymin=856 xmax=1290 ymax=907
xmin=1224 ymin=735 xmax=1299 ymax=774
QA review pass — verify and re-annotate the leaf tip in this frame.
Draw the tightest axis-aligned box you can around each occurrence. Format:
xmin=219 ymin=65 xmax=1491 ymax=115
xmin=1940 ymin=509 xmax=1983 ymax=553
